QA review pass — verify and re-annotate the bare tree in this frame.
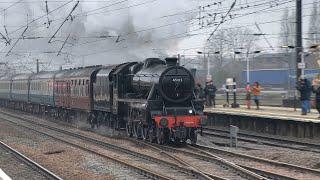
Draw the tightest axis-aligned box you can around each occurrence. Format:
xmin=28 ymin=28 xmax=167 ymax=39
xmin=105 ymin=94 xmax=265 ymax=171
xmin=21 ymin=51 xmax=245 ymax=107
xmin=207 ymin=27 xmax=258 ymax=67
xmin=279 ymin=7 xmax=295 ymax=51
xmin=207 ymin=30 xmax=227 ymax=67
xmin=228 ymin=28 xmax=258 ymax=59
xmin=307 ymin=0 xmax=320 ymax=47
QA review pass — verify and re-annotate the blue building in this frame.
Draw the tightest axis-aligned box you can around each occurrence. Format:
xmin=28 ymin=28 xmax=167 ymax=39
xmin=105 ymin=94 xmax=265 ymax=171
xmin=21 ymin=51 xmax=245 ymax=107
xmin=242 ymin=69 xmax=320 ymax=89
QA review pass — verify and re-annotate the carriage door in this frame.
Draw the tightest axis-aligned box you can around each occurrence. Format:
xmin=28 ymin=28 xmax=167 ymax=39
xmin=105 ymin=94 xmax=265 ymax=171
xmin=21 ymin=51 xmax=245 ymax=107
xmin=66 ymin=80 xmax=71 ymax=108
xmin=112 ymin=75 xmax=118 ymax=115
xmin=109 ymin=81 xmax=113 ymax=111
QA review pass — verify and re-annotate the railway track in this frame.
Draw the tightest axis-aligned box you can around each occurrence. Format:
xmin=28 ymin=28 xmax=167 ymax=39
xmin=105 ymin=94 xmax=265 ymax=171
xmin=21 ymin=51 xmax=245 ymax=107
xmin=146 ymin=143 xmax=301 ymax=180
xmin=2 ymin=109 xmax=320 ymax=179
xmin=0 ymin=110 xmax=217 ymax=180
xmin=130 ymin=138 xmax=320 ymax=179
xmin=131 ymin=140 xmax=265 ymax=180
xmin=203 ymin=127 xmax=320 ymax=153
xmin=192 ymin=144 xmax=320 ymax=180
xmin=0 ymin=140 xmax=62 ymax=180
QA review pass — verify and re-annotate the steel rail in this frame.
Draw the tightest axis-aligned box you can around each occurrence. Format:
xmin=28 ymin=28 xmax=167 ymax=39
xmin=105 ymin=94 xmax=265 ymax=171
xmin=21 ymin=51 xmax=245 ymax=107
xmin=203 ymin=127 xmax=320 ymax=153
xmin=131 ymin=140 xmax=265 ymax=180
xmin=0 ymin=140 xmax=63 ymax=180
xmin=192 ymin=144 xmax=320 ymax=179
xmin=0 ymin=111 xmax=209 ymax=180
xmin=0 ymin=116 xmax=171 ymax=180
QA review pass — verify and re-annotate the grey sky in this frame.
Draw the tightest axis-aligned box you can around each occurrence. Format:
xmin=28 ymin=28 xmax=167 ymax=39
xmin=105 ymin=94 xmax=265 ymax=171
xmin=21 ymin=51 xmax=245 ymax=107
xmin=0 ymin=0 xmax=316 ymax=72
xmin=178 ymin=0 xmax=314 ymax=56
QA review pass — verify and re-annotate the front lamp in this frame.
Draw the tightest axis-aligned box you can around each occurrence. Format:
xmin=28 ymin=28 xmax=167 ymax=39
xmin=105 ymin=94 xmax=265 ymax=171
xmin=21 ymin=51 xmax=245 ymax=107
xmin=160 ymin=118 xmax=168 ymax=127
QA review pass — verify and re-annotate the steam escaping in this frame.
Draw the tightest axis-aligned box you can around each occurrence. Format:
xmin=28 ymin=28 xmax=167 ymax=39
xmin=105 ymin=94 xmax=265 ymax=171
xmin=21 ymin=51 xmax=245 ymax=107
xmin=0 ymin=0 xmax=198 ymax=73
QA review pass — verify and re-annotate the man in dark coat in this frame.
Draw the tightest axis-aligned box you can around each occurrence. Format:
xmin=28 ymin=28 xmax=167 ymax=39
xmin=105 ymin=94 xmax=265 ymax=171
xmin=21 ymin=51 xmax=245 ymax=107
xmin=198 ymin=84 xmax=205 ymax=99
xmin=205 ymin=80 xmax=217 ymax=107
xmin=312 ymin=78 xmax=320 ymax=118
xmin=195 ymin=83 xmax=200 ymax=98
xmin=296 ymin=77 xmax=312 ymax=115
xmin=88 ymin=112 xmax=97 ymax=128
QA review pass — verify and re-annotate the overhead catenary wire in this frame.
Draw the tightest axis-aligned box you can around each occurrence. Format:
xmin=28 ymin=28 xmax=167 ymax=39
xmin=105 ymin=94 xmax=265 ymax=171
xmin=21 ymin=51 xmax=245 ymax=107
xmin=11 ymin=0 xmax=294 ymax=44
xmin=4 ymin=0 xmax=154 ymax=47
xmin=255 ymin=22 xmax=274 ymax=50
xmin=153 ymin=3 xmax=310 ymax=43
xmin=0 ymin=0 xmax=22 ymax=13
xmin=1 ymin=1 xmax=298 ymax=49
xmin=45 ymin=1 xmax=52 ymax=28
xmin=0 ymin=0 xmax=316 ymax=69
xmin=57 ymin=33 xmax=70 ymax=56
xmin=206 ymin=0 xmax=237 ymax=41
xmin=5 ymin=26 xmax=28 ymax=56
xmin=8 ymin=0 xmax=73 ymax=36
xmin=48 ymin=1 xmax=79 ymax=43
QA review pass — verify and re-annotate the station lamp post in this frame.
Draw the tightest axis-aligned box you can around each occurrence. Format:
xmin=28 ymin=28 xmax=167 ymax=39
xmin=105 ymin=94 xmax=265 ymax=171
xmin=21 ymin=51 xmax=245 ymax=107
xmin=281 ymin=45 xmax=311 ymax=111
xmin=197 ymin=50 xmax=220 ymax=82
xmin=281 ymin=45 xmax=295 ymax=97
xmin=234 ymin=50 xmax=261 ymax=84
xmin=281 ymin=45 xmax=309 ymax=79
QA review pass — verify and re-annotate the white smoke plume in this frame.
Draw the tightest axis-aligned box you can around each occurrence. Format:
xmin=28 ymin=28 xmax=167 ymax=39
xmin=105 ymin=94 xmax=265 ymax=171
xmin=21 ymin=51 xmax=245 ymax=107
xmin=0 ymin=0 xmax=198 ymax=73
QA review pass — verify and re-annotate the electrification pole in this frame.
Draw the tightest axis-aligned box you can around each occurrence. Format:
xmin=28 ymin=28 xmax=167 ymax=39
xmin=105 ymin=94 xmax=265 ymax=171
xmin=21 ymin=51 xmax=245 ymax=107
xmin=36 ymin=59 xmax=39 ymax=73
xmin=296 ymin=0 xmax=302 ymax=80
xmin=246 ymin=52 xmax=249 ymax=83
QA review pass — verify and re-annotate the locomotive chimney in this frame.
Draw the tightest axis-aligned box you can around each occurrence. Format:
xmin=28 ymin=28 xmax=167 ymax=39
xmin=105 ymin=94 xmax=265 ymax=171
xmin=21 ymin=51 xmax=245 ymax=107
xmin=165 ymin=57 xmax=178 ymax=67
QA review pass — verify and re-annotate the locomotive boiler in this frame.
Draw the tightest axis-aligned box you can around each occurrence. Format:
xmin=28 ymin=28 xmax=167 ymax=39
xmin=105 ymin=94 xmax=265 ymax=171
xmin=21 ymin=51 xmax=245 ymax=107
xmin=126 ymin=57 xmax=205 ymax=144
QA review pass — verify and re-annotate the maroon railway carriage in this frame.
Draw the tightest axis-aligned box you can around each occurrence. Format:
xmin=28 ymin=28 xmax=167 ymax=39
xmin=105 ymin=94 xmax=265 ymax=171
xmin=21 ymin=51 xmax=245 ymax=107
xmin=53 ymin=66 xmax=102 ymax=120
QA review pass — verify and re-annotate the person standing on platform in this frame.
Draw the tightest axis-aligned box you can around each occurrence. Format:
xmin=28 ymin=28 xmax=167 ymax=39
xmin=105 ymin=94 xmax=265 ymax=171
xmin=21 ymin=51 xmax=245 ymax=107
xmin=198 ymin=84 xmax=205 ymax=100
xmin=252 ymin=82 xmax=261 ymax=110
xmin=296 ymin=77 xmax=312 ymax=115
xmin=245 ymin=83 xmax=251 ymax=109
xmin=205 ymin=80 xmax=217 ymax=107
xmin=312 ymin=77 xmax=320 ymax=118
xmin=195 ymin=83 xmax=200 ymax=98
xmin=195 ymin=83 xmax=205 ymax=99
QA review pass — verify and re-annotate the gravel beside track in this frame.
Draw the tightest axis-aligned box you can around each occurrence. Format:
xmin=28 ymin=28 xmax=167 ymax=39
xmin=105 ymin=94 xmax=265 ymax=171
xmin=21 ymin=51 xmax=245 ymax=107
xmin=3 ymin=108 xmax=320 ymax=179
xmin=199 ymin=126 xmax=320 ymax=169
xmin=192 ymin=144 xmax=320 ymax=180
xmin=0 ymin=110 xmax=212 ymax=180
xmin=203 ymin=127 xmax=320 ymax=153
xmin=0 ymin=140 xmax=61 ymax=180
xmin=131 ymin=140 xmax=265 ymax=180
xmin=0 ymin=120 xmax=131 ymax=179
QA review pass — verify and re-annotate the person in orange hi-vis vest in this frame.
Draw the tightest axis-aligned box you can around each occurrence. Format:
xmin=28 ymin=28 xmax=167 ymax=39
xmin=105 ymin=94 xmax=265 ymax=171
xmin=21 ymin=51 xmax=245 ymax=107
xmin=252 ymin=82 xmax=261 ymax=110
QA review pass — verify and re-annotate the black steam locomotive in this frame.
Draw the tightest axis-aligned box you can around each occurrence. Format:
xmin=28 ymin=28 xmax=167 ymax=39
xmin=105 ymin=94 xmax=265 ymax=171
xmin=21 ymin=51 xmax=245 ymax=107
xmin=0 ymin=57 xmax=206 ymax=144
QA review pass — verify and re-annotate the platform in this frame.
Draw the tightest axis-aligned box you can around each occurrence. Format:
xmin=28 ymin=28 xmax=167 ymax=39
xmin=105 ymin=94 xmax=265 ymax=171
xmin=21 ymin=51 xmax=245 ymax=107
xmin=204 ymin=105 xmax=320 ymax=139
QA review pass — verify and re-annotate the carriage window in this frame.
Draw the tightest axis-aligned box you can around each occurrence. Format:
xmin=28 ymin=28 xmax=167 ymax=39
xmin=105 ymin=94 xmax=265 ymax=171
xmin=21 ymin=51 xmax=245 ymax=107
xmin=83 ymin=80 xmax=85 ymax=85
xmin=79 ymin=80 xmax=81 ymax=85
